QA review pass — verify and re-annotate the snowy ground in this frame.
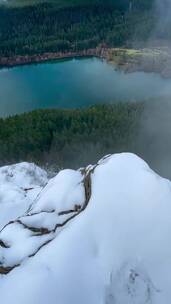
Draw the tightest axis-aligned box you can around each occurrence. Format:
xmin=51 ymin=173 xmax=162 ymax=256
xmin=0 ymin=153 xmax=171 ymax=303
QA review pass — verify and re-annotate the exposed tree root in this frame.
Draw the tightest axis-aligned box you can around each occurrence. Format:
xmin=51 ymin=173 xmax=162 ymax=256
xmin=0 ymin=240 xmax=10 ymax=249
xmin=0 ymin=265 xmax=19 ymax=275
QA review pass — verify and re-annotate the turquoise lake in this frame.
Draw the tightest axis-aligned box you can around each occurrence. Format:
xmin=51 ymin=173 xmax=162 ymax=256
xmin=1 ymin=57 xmax=171 ymax=117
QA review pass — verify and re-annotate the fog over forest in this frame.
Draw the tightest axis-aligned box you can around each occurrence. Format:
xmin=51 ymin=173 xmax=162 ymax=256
xmin=135 ymin=0 xmax=171 ymax=178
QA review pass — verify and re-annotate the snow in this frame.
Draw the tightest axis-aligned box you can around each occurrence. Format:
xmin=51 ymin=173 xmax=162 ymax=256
xmin=0 ymin=162 xmax=48 ymax=189
xmin=0 ymin=162 xmax=48 ymax=229
xmin=0 ymin=153 xmax=171 ymax=303
xmin=29 ymin=169 xmax=85 ymax=213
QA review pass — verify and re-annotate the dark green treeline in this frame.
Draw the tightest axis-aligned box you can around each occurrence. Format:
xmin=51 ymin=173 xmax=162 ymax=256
xmin=0 ymin=1 xmax=156 ymax=57
xmin=0 ymin=103 xmax=143 ymax=169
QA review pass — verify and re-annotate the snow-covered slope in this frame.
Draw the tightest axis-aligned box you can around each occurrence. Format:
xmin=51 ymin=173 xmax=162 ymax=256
xmin=0 ymin=153 xmax=171 ymax=304
xmin=0 ymin=162 xmax=48 ymax=230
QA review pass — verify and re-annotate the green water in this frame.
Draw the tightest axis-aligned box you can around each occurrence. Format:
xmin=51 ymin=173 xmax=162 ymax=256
xmin=1 ymin=57 xmax=171 ymax=117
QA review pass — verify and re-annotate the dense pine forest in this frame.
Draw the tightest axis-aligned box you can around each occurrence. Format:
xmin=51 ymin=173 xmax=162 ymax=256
xmin=0 ymin=103 xmax=143 ymax=169
xmin=0 ymin=0 xmax=161 ymax=57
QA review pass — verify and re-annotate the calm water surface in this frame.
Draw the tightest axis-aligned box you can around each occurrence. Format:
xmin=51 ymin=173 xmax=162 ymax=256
xmin=1 ymin=57 xmax=171 ymax=117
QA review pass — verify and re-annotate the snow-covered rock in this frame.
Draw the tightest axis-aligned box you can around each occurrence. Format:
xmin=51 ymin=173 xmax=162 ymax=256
xmin=0 ymin=153 xmax=171 ymax=304
xmin=0 ymin=162 xmax=48 ymax=230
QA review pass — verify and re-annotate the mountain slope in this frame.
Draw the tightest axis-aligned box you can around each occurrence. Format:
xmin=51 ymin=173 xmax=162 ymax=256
xmin=0 ymin=0 xmax=155 ymax=58
xmin=0 ymin=153 xmax=171 ymax=303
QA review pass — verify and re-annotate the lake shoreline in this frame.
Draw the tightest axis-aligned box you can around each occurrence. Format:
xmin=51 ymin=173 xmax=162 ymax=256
xmin=0 ymin=48 xmax=107 ymax=69
xmin=1 ymin=47 xmax=171 ymax=78
xmin=107 ymin=48 xmax=171 ymax=79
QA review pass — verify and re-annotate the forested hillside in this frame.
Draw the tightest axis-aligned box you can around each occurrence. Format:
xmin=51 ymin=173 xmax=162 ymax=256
xmin=0 ymin=0 xmax=156 ymax=57
xmin=0 ymin=103 xmax=143 ymax=169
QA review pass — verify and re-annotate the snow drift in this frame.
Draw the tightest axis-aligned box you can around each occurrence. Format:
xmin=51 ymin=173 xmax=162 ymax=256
xmin=0 ymin=153 xmax=171 ymax=304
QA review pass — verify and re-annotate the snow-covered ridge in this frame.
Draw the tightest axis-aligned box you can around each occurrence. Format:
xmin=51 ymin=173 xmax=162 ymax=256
xmin=0 ymin=153 xmax=171 ymax=304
